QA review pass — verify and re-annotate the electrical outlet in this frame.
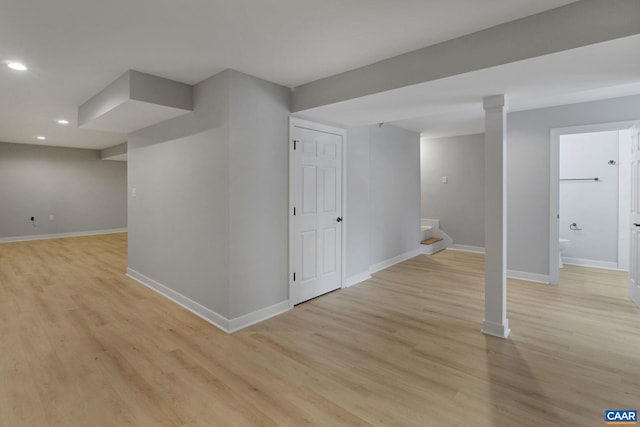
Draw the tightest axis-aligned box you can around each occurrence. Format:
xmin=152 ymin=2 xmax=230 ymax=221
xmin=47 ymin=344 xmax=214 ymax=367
xmin=441 ymin=176 xmax=448 ymax=184
xmin=49 ymin=214 xmax=55 ymax=221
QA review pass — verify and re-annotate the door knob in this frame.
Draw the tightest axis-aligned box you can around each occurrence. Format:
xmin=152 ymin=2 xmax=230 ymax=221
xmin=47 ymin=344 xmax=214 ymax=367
xmin=336 ymin=217 xmax=343 ymax=223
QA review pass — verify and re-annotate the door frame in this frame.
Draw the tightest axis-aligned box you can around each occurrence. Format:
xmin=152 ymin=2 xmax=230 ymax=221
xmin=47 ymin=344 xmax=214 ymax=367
xmin=629 ymin=123 xmax=640 ymax=309
xmin=288 ymin=117 xmax=347 ymax=308
xmin=549 ymin=120 xmax=637 ymax=284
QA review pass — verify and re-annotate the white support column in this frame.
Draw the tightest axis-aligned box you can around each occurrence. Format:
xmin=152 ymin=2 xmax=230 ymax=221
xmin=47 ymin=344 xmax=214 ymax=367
xmin=482 ymin=95 xmax=510 ymax=339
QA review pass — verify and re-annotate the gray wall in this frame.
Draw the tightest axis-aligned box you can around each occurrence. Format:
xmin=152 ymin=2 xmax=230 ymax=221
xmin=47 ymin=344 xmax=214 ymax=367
xmin=128 ymin=69 xmax=290 ymax=321
xmin=128 ymin=68 xmax=419 ymax=322
xmin=128 ymin=70 xmax=232 ymax=317
xmin=0 ymin=142 xmax=127 ymax=238
xmin=228 ymin=71 xmax=290 ymax=319
xmin=346 ymin=124 xmax=421 ymax=278
xmin=370 ymin=125 xmax=421 ymax=265
xmin=345 ymin=127 xmax=371 ymax=278
xmin=508 ymin=94 xmax=640 ymax=276
xmin=420 ymin=134 xmax=485 ymax=247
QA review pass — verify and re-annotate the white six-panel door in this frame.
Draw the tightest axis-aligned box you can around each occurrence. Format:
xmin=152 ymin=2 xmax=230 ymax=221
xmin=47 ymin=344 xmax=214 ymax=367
xmin=290 ymin=122 xmax=343 ymax=305
xmin=629 ymin=124 xmax=640 ymax=308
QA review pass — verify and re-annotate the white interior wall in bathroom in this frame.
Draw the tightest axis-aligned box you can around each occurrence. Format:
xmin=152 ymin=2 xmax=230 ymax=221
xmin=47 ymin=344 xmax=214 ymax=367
xmin=559 ymin=130 xmax=619 ymax=269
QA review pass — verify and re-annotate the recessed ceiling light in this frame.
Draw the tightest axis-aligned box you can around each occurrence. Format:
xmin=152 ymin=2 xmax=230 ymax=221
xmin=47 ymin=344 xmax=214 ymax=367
xmin=36 ymin=136 xmax=46 ymax=140
xmin=8 ymin=62 xmax=27 ymax=71
xmin=57 ymin=119 xmax=69 ymax=125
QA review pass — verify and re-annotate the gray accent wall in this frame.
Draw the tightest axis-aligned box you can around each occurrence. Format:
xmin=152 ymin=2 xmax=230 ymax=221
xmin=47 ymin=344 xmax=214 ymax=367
xmin=346 ymin=124 xmax=421 ymax=278
xmin=128 ymin=69 xmax=290 ymax=321
xmin=421 ymin=134 xmax=485 ymax=247
xmin=0 ymin=142 xmax=127 ymax=238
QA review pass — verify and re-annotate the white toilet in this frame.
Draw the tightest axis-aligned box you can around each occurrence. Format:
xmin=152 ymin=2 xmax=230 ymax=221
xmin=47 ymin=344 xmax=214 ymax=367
xmin=559 ymin=238 xmax=571 ymax=268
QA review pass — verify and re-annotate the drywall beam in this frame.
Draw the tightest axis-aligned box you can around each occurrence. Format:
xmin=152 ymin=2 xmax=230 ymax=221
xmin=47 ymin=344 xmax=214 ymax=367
xmin=78 ymin=70 xmax=193 ymax=133
xmin=482 ymin=95 xmax=510 ymax=339
xmin=292 ymin=0 xmax=640 ymax=112
xmin=100 ymin=142 xmax=127 ymax=161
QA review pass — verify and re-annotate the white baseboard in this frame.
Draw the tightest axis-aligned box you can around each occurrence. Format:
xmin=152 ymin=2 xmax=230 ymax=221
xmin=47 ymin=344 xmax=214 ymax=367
xmin=427 ymin=245 xmax=551 ymax=284
xmin=507 ymin=270 xmax=551 ymax=284
xmin=563 ymin=257 xmax=620 ymax=271
xmin=126 ymin=268 xmax=289 ymax=334
xmin=127 ymin=268 xmax=231 ymax=332
xmin=228 ymin=300 xmax=290 ymax=333
xmin=0 ymin=228 xmax=128 ymax=243
xmin=481 ymin=319 xmax=510 ymax=339
xmin=450 ymin=244 xmax=485 ymax=253
xmin=343 ymin=271 xmax=372 ymax=288
xmin=369 ymin=248 xmax=421 ymax=275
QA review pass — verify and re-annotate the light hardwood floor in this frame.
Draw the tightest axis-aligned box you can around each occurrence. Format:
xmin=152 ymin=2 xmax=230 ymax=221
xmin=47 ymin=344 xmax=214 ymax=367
xmin=1 ymin=233 xmax=639 ymax=426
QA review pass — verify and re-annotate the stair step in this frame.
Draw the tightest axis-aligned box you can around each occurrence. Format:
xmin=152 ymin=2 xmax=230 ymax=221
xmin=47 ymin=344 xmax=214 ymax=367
xmin=421 ymin=237 xmax=443 ymax=245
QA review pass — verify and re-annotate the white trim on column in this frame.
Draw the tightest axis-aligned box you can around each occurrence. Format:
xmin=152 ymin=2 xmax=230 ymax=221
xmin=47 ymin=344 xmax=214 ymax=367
xmin=482 ymin=94 xmax=510 ymax=339
xmin=481 ymin=319 xmax=510 ymax=339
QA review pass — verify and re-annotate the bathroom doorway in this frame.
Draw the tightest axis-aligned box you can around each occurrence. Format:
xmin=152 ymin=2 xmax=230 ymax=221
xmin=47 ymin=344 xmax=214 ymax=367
xmin=550 ymin=121 xmax=637 ymax=284
xmin=559 ymin=129 xmax=630 ymax=270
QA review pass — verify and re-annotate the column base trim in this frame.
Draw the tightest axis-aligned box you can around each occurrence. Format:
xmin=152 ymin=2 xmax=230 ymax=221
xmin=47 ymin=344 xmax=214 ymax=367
xmin=481 ymin=319 xmax=510 ymax=339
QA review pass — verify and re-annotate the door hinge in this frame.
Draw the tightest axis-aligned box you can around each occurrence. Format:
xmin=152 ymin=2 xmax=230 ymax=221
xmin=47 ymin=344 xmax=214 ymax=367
xmin=293 ymin=207 xmax=296 ymax=216
xmin=293 ymin=272 xmax=296 ymax=281
xmin=293 ymin=140 xmax=298 ymax=150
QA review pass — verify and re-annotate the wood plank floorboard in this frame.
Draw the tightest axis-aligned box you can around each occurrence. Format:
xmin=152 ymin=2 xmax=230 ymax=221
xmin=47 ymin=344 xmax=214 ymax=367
xmin=1 ymin=234 xmax=638 ymax=426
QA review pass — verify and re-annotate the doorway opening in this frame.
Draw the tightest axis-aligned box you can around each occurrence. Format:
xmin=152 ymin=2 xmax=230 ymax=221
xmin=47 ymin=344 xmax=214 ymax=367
xmin=550 ymin=121 xmax=637 ymax=285
xmin=559 ymin=129 xmax=630 ymax=271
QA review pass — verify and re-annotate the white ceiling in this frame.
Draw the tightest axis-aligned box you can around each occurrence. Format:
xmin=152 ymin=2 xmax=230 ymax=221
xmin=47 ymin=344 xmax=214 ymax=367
xmin=0 ymin=0 xmax=579 ymax=149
